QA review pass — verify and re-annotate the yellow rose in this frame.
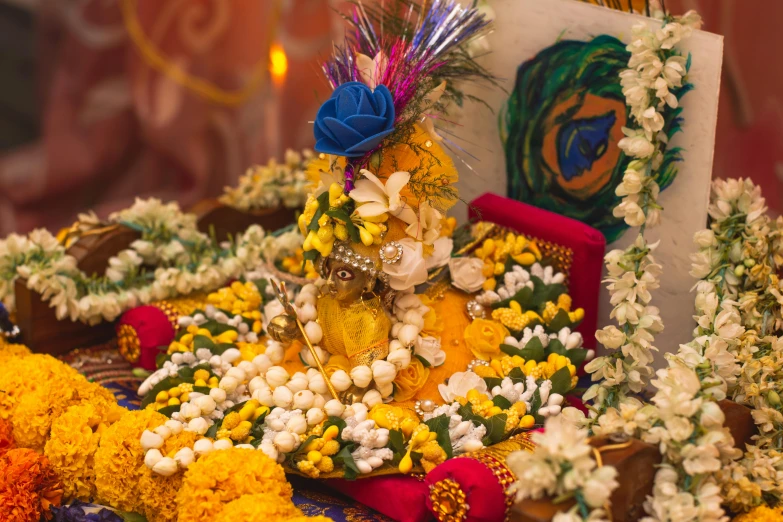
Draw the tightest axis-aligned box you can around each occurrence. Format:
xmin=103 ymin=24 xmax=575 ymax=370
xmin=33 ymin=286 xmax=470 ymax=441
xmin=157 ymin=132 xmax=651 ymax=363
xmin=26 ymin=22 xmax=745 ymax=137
xmin=323 ymin=355 xmax=351 ymax=378
xmin=464 ymin=318 xmax=510 ymax=361
xmin=393 ymin=358 xmax=430 ymax=402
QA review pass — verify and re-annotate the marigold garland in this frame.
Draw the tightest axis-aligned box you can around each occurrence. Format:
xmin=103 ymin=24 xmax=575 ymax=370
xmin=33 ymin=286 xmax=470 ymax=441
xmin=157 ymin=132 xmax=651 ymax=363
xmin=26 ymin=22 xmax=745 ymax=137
xmin=213 ymin=493 xmax=302 ymax=522
xmin=0 ymin=354 xmax=78 ymax=420
xmin=93 ymin=409 xmax=168 ymax=512
xmin=0 ymin=341 xmax=31 ymax=364
xmin=0 ymin=448 xmax=63 ymax=522
xmin=43 ymin=402 xmax=120 ymax=502
xmin=137 ymin=430 xmax=199 ymax=522
xmin=733 ymin=505 xmax=783 ymax=522
xmin=12 ymin=373 xmax=120 ymax=452
xmin=0 ymin=417 xmax=15 ymax=457
xmin=176 ymin=448 xmax=293 ymax=522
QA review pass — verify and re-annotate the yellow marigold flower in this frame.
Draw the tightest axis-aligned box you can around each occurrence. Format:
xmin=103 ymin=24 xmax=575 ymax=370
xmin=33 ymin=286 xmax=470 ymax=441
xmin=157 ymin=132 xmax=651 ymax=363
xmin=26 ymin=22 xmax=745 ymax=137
xmin=13 ymin=372 xmax=120 ymax=452
xmin=733 ymin=505 xmax=783 ymax=522
xmin=177 ymin=449 xmax=293 ymax=522
xmin=44 ymin=402 xmax=121 ymax=501
xmin=214 ymin=493 xmax=301 ymax=522
xmin=137 ymin=430 xmax=199 ymax=522
xmin=94 ymin=409 xmax=168 ymax=512
xmin=0 ymin=354 xmax=78 ymax=420
xmin=0 ymin=342 xmax=31 ymax=364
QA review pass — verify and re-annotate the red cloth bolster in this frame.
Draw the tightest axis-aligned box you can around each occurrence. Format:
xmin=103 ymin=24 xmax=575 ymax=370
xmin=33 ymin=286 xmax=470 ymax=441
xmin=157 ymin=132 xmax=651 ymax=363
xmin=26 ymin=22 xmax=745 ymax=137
xmin=327 ymin=476 xmax=432 ymax=522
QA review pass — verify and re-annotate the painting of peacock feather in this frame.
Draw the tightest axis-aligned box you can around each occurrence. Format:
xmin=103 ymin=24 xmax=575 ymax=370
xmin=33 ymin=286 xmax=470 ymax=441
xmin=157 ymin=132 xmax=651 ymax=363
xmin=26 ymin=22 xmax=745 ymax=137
xmin=501 ymin=34 xmax=690 ymax=243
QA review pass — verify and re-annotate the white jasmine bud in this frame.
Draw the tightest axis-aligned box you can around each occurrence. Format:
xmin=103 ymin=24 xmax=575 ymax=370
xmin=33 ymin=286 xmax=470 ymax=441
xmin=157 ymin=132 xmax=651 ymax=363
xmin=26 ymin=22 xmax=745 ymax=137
xmin=362 ymin=389 xmax=382 ymax=408
xmin=293 ymin=390 xmax=315 ymax=410
xmin=165 ymin=420 xmax=184 ymax=435
xmin=304 ymin=321 xmax=323 ymax=344
xmin=324 ymin=399 xmax=345 ymax=417
xmin=225 ymin=367 xmax=246 ymax=382
xmin=193 ymin=438 xmax=214 ymax=456
xmin=209 ymin=387 xmax=227 ymax=403
xmin=286 ymin=376 xmax=309 ymax=394
xmin=221 ymin=348 xmax=242 ymax=364
xmin=153 ymin=425 xmax=172 ymax=439
xmin=252 ymin=354 xmax=273 ymax=374
xmin=398 ymin=324 xmax=420 ymax=347
xmin=330 ymin=370 xmax=352 ymax=392
xmin=140 ymin=430 xmax=164 ymax=450
xmin=287 ymin=415 xmax=308 ymax=435
xmin=195 ymin=395 xmax=217 ymax=415
xmin=174 ymin=447 xmax=194 ymax=468
xmin=144 ymin=449 xmax=163 ymax=469
xmin=188 ymin=417 xmax=209 ymax=435
xmin=350 ymin=365 xmax=373 ymax=388
xmin=273 ymin=431 xmax=297 ymax=453
xmin=219 ymin=376 xmax=239 ymax=394
xmin=213 ymin=439 xmax=233 ymax=451
xmin=306 ymin=408 xmax=325 ymax=425
xmin=238 ymin=360 xmax=259 ymax=379
xmin=273 ymin=386 xmax=294 ymax=408
xmin=152 ymin=457 xmax=179 ymax=477
xmin=266 ymin=366 xmax=290 ymax=388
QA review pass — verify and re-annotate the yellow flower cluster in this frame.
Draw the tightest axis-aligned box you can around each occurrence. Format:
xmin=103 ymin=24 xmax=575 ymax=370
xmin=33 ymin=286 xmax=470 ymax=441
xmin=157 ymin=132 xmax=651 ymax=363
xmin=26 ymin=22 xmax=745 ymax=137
xmin=491 ymin=301 xmax=543 ymax=331
xmin=208 ymin=281 xmax=262 ymax=318
xmin=168 ymin=325 xmax=238 ymax=354
xmin=43 ymin=402 xmax=121 ymax=501
xmin=732 ymin=506 xmax=783 ymax=522
xmin=12 ymin=371 xmax=121 ymax=452
xmin=475 ymin=353 xmax=578 ymax=388
xmin=280 ymin=248 xmax=319 ymax=279
xmin=216 ymin=400 xmax=268 ymax=444
xmin=296 ymin=425 xmax=341 ymax=478
xmin=176 ymin=448 xmax=294 ymax=522
xmin=94 ymin=409 xmax=168 ymax=512
xmin=455 ymin=390 xmax=535 ymax=430
xmin=474 ymin=234 xmax=543 ymax=291
xmin=369 ymin=404 xmax=420 ymax=436
xmin=0 ymin=354 xmax=79 ymax=420
xmin=0 ymin=340 xmax=31 ymax=364
xmin=137 ymin=430 xmax=200 ymax=522
xmin=151 ymin=383 xmax=197 ymax=411
xmin=214 ymin=493 xmax=303 ymax=522
xmin=542 ymin=294 xmax=585 ymax=324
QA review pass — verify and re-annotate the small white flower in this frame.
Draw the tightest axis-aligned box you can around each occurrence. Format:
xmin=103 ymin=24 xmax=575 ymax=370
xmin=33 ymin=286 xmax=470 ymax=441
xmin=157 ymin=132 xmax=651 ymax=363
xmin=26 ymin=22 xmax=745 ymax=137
xmin=438 ymin=371 xmax=487 ymax=403
xmin=449 ymin=257 xmax=487 ymax=293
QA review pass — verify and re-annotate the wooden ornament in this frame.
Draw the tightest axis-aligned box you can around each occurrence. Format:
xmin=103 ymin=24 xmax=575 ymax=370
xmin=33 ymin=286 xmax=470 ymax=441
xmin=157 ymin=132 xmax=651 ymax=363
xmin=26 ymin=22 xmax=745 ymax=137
xmin=190 ymin=199 xmax=297 ymax=242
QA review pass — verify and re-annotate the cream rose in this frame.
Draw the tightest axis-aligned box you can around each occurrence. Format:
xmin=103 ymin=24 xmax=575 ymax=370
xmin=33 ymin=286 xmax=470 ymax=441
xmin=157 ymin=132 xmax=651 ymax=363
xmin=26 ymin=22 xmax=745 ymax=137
xmin=425 ymin=236 xmax=453 ymax=270
xmin=383 ymin=238 xmax=428 ymax=291
xmin=449 ymin=257 xmax=486 ymax=293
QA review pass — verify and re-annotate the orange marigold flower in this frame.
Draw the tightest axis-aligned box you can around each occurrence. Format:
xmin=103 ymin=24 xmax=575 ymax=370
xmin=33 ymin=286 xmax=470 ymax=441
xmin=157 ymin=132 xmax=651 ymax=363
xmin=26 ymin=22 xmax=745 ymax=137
xmin=0 ymin=448 xmax=63 ymax=522
xmin=0 ymin=417 xmax=15 ymax=457
xmin=176 ymin=448 xmax=293 ymax=522
xmin=0 ymin=343 xmax=31 ymax=365
xmin=94 ymin=409 xmax=167 ymax=513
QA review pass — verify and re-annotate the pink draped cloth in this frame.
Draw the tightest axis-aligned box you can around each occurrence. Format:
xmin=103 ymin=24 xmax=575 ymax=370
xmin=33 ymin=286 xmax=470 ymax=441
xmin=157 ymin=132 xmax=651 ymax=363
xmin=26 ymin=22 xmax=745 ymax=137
xmin=0 ymin=0 xmax=343 ymax=235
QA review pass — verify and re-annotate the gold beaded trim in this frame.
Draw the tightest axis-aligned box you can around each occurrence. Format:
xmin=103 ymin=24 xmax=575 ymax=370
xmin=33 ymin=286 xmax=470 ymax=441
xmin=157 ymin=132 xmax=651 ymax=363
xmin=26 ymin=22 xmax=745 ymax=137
xmin=429 ymin=478 xmax=470 ymax=522
xmin=457 ymin=452 xmax=516 ymax=520
xmin=117 ymin=323 xmax=141 ymax=363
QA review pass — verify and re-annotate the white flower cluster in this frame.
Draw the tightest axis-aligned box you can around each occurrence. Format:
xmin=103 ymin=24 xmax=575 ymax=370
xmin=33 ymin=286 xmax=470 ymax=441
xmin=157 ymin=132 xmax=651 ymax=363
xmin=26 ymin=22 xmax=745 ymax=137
xmin=507 ymin=415 xmax=619 ymax=521
xmin=219 ymin=149 xmax=314 ymax=211
xmin=0 ymin=198 xmax=277 ymax=325
xmin=475 ymin=263 xmax=565 ymax=305
xmin=584 ymin=234 xmax=663 ymax=410
xmin=613 ymin=12 xmax=702 ymax=229
xmin=502 ymin=326 xmax=585 ymax=354
xmin=341 ymin=404 xmax=394 ymax=474
xmin=423 ymin=403 xmax=485 ymax=454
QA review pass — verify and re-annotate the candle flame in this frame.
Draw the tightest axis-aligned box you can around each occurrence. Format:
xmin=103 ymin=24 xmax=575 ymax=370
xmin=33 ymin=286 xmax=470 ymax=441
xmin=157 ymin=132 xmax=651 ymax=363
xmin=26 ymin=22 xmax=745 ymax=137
xmin=270 ymin=43 xmax=288 ymax=82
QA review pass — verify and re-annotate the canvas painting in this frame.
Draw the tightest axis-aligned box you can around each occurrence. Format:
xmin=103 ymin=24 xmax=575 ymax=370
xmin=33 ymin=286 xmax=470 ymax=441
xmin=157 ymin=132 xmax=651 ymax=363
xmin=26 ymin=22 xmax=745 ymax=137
xmin=454 ymin=0 xmax=724 ymax=366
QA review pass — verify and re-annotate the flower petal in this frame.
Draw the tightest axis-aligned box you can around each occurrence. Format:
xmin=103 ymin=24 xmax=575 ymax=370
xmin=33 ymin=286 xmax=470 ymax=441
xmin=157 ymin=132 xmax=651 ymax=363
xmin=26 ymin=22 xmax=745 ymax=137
xmin=356 ymin=88 xmax=376 ymax=116
xmin=343 ymin=114 xmax=388 ymax=137
xmin=356 ymin=53 xmax=377 ymax=89
xmin=384 ymin=171 xmax=411 ymax=199
xmin=344 ymin=128 xmax=394 ymax=156
xmin=322 ymin=117 xmax=365 ymax=149
xmin=336 ymin=88 xmax=360 ymax=120
xmin=353 ymin=202 xmax=389 ymax=217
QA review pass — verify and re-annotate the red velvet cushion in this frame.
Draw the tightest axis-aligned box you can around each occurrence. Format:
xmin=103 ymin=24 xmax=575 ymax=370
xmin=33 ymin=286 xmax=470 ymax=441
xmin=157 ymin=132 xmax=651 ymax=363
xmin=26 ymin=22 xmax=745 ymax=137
xmin=116 ymin=305 xmax=175 ymax=371
xmin=327 ymin=476 xmax=432 ymax=522
xmin=469 ymin=193 xmax=606 ymax=348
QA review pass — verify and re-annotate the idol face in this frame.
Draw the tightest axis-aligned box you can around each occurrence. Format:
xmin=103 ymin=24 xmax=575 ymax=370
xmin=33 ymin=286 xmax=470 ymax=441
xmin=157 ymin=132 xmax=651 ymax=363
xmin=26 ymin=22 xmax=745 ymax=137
xmin=325 ymin=259 xmax=370 ymax=302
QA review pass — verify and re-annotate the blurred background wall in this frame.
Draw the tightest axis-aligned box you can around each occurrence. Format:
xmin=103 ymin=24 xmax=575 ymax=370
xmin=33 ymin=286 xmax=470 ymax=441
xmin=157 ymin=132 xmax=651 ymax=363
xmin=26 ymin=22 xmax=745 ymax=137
xmin=0 ymin=0 xmax=780 ymax=235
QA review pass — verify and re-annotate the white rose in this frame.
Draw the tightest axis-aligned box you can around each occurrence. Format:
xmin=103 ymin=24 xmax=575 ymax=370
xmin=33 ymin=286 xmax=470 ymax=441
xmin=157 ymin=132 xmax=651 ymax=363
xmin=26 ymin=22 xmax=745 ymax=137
xmin=425 ymin=236 xmax=454 ymax=269
xmin=350 ymin=366 xmax=373 ymax=388
xmin=372 ymin=360 xmax=397 ymax=385
xmin=449 ymin=257 xmax=487 ymax=293
xmin=387 ymin=349 xmax=412 ymax=370
xmin=415 ymin=336 xmax=445 ymax=367
xmin=382 ymin=238 xmax=429 ymax=291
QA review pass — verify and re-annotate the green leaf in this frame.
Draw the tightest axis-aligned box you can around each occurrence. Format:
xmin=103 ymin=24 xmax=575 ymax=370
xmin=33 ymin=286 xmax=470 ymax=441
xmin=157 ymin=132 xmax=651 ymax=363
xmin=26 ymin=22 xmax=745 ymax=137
xmin=342 ymin=216 xmax=361 ymax=243
xmin=529 ymin=276 xmax=566 ymax=309
xmin=565 ymin=348 xmax=587 ymax=368
xmin=317 ymin=191 xmax=330 ymax=211
xmin=334 ymin=445 xmax=361 ymax=480
xmin=507 ymin=367 xmax=526 ymax=384
xmin=155 ymin=351 xmax=171 ymax=368
xmin=491 ymin=286 xmax=533 ymax=310
xmin=549 ymin=366 xmax=573 ymax=395
xmin=204 ymin=322 xmax=236 ymax=337
xmin=211 ymin=343 xmax=235 ymax=356
xmin=483 ymin=377 xmax=503 ymax=390
xmin=530 ymin=389 xmax=542 ymax=419
xmin=156 ymin=405 xmax=180 ymax=418
xmin=436 ymin=426 xmax=454 ymax=460
xmin=193 ymin=334 xmax=215 ymax=350
xmin=547 ymin=308 xmax=573 ymax=333
xmin=117 ymin=511 xmax=148 ymax=522
xmin=424 ymin=414 xmax=450 ymax=434
xmin=289 ymin=435 xmax=318 ymax=464
xmin=500 ymin=344 xmax=522 ymax=357
xmin=547 ymin=339 xmax=567 ymax=356
xmin=415 ymin=354 xmax=432 ymax=368
xmin=518 ymin=337 xmax=545 ymax=362
xmin=205 ymin=423 xmax=219 ymax=439
xmin=492 ymin=395 xmax=512 ymax=410
xmin=482 ymin=414 xmax=508 ymax=445
xmin=388 ymin=429 xmax=406 ymax=461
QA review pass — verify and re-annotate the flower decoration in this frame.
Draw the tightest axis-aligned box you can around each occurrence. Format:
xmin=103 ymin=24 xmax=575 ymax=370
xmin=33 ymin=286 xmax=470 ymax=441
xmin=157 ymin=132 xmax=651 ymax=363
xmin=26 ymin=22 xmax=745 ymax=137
xmin=0 ymin=417 xmax=15 ymax=457
xmin=0 ymin=448 xmax=63 ymax=522
xmin=349 ymin=170 xmax=416 ymax=222
xmin=449 ymin=257 xmax=487 ymax=293
xmin=314 ymin=82 xmax=395 ymax=158
xmin=464 ymin=318 xmax=509 ymax=361
xmin=393 ymin=357 xmax=430 ymax=402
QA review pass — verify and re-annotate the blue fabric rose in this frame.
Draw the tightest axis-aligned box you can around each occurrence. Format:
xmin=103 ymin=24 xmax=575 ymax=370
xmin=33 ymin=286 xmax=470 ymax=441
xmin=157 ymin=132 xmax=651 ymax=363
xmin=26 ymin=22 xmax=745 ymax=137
xmin=314 ymin=81 xmax=395 ymax=157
